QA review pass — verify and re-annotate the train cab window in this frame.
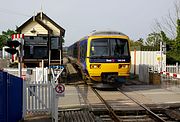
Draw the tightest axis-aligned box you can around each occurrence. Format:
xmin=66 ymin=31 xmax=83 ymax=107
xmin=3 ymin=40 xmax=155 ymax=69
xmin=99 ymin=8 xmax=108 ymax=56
xmin=110 ymin=39 xmax=129 ymax=57
xmin=90 ymin=38 xmax=109 ymax=57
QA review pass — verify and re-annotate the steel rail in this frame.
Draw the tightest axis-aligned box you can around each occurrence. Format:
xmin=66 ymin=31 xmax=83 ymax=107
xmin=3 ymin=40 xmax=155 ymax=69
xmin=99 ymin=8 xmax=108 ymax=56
xmin=117 ymin=88 xmax=166 ymax=122
xmin=91 ymin=87 xmax=122 ymax=122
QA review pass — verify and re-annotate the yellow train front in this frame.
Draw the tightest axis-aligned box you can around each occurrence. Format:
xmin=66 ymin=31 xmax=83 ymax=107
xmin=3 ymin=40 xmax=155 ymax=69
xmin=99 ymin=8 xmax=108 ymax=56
xmin=68 ymin=31 xmax=131 ymax=83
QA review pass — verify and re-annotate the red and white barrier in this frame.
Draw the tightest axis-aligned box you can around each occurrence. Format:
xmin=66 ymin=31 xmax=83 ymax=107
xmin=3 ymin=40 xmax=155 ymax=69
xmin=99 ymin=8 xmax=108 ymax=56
xmin=160 ymin=71 xmax=180 ymax=79
xmin=11 ymin=34 xmax=24 ymax=62
xmin=11 ymin=34 xmax=24 ymax=40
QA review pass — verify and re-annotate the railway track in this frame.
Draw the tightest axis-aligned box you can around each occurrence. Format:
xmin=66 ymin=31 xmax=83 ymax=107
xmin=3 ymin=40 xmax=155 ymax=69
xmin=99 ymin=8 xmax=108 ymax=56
xmin=58 ymin=81 xmax=180 ymax=121
xmin=91 ymin=87 xmax=121 ymax=122
xmin=117 ymin=87 xmax=166 ymax=122
xmin=90 ymin=85 xmax=179 ymax=122
xmin=63 ymin=62 xmax=180 ymax=121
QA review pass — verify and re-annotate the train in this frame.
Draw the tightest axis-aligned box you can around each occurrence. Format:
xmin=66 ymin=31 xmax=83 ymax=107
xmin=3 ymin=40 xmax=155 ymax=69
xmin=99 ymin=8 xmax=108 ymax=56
xmin=68 ymin=31 xmax=131 ymax=83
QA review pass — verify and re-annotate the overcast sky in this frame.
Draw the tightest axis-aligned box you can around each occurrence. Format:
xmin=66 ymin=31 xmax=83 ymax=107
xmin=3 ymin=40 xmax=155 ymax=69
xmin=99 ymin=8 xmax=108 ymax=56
xmin=0 ymin=0 xmax=177 ymax=46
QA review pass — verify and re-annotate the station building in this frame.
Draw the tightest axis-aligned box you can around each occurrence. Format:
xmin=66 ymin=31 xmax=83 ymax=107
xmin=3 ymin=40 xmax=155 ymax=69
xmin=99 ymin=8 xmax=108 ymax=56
xmin=16 ymin=12 xmax=65 ymax=67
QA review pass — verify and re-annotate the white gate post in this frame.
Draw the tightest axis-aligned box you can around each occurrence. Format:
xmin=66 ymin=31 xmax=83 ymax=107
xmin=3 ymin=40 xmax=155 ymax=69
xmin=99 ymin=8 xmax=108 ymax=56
xmin=50 ymin=66 xmax=64 ymax=122
xmin=51 ymin=88 xmax=59 ymax=122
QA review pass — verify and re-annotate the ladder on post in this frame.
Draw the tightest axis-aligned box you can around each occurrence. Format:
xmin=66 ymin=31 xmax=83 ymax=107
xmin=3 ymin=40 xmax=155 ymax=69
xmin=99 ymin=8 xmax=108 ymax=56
xmin=48 ymin=36 xmax=63 ymax=68
xmin=48 ymin=36 xmax=64 ymax=122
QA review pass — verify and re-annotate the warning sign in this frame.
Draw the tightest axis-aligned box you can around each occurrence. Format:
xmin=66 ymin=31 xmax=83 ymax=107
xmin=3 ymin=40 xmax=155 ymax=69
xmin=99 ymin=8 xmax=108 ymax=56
xmin=55 ymin=84 xmax=65 ymax=97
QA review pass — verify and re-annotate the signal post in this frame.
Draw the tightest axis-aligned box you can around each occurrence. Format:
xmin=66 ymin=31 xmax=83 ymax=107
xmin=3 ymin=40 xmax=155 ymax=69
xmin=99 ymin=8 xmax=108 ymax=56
xmin=5 ymin=34 xmax=24 ymax=78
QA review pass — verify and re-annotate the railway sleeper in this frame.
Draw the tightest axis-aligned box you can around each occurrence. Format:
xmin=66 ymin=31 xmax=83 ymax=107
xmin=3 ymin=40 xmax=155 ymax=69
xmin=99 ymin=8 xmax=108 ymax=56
xmin=164 ymin=109 xmax=180 ymax=121
xmin=92 ymin=109 xmax=179 ymax=121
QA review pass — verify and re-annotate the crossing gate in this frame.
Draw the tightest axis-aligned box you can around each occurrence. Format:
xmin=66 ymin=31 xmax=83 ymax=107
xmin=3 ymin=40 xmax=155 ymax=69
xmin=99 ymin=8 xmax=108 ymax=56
xmin=25 ymin=81 xmax=52 ymax=114
xmin=24 ymin=66 xmax=64 ymax=122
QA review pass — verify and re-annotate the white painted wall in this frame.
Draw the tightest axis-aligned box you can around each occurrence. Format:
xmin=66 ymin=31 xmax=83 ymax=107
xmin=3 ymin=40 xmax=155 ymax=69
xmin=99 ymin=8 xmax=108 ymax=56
xmin=130 ymin=50 xmax=166 ymax=82
xmin=21 ymin=19 xmax=61 ymax=36
xmin=130 ymin=51 xmax=166 ymax=74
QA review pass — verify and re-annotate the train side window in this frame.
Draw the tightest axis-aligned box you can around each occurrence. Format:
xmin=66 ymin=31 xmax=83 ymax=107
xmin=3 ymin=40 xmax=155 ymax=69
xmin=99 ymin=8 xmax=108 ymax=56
xmin=73 ymin=44 xmax=78 ymax=58
xmin=80 ymin=46 xmax=84 ymax=61
xmin=80 ymin=41 xmax=87 ymax=62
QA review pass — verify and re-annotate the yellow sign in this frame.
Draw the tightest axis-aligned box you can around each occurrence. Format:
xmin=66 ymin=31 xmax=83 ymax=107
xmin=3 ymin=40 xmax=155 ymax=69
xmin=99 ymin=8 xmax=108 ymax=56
xmin=157 ymin=56 xmax=163 ymax=61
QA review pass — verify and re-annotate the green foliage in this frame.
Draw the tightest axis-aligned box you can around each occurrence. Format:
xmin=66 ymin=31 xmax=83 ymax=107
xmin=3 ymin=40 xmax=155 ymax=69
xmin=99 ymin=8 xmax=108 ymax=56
xmin=161 ymin=19 xmax=180 ymax=64
xmin=130 ymin=33 xmax=162 ymax=51
xmin=61 ymin=37 xmax=65 ymax=44
xmin=0 ymin=36 xmax=6 ymax=49
xmin=160 ymin=31 xmax=173 ymax=51
xmin=176 ymin=19 xmax=180 ymax=53
xmin=130 ymin=38 xmax=144 ymax=51
xmin=0 ymin=29 xmax=16 ymax=49
xmin=160 ymin=31 xmax=169 ymax=43
xmin=130 ymin=38 xmax=144 ymax=47
xmin=145 ymin=32 xmax=161 ymax=50
xmin=131 ymin=19 xmax=180 ymax=64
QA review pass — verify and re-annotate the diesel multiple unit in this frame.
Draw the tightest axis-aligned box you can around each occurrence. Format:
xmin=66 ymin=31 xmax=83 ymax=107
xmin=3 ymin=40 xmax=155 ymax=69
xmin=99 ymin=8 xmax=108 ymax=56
xmin=68 ymin=31 xmax=131 ymax=82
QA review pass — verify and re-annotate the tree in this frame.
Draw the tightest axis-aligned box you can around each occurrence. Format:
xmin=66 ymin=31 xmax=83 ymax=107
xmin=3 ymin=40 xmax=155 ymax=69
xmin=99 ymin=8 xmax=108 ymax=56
xmin=176 ymin=19 xmax=180 ymax=53
xmin=160 ymin=31 xmax=176 ymax=63
xmin=152 ymin=1 xmax=180 ymax=64
xmin=160 ymin=31 xmax=169 ymax=43
xmin=0 ymin=29 xmax=16 ymax=49
xmin=130 ymin=38 xmax=143 ymax=47
xmin=160 ymin=19 xmax=180 ymax=64
xmin=129 ymin=38 xmax=145 ymax=51
xmin=136 ymin=38 xmax=144 ymax=46
xmin=153 ymin=1 xmax=180 ymax=38
xmin=145 ymin=32 xmax=161 ymax=49
xmin=62 ymin=37 xmax=65 ymax=45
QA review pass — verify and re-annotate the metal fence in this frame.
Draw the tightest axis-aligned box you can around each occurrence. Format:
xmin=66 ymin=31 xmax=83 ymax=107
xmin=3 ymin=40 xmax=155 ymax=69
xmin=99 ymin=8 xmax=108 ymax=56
xmin=161 ymin=74 xmax=180 ymax=89
xmin=0 ymin=71 xmax=23 ymax=122
xmin=146 ymin=63 xmax=180 ymax=88
xmin=166 ymin=62 xmax=180 ymax=74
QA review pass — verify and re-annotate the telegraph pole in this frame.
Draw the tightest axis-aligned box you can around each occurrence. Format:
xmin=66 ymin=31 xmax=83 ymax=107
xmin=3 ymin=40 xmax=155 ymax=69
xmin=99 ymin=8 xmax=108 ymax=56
xmin=160 ymin=41 xmax=163 ymax=72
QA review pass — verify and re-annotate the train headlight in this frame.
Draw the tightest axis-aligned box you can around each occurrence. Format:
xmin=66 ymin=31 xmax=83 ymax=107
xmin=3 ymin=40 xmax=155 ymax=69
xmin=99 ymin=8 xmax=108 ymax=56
xmin=90 ymin=64 xmax=101 ymax=69
xmin=119 ymin=64 xmax=129 ymax=69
